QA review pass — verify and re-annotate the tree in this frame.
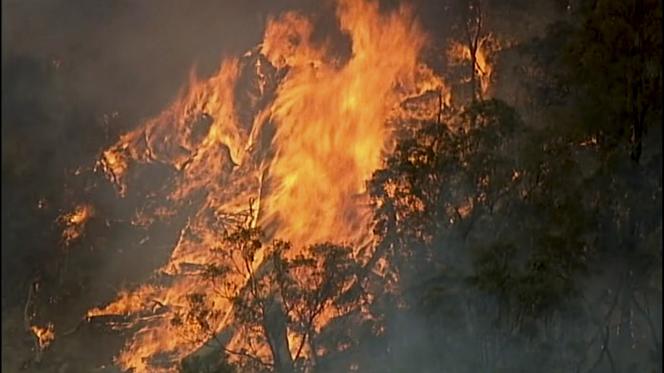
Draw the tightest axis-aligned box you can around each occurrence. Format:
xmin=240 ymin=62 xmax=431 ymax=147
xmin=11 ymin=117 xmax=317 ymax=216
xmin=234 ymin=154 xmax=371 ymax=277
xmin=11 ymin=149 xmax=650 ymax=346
xmin=171 ymin=216 xmax=361 ymax=373
xmin=368 ymin=89 xmax=661 ymax=371
xmin=519 ymin=1 xmax=663 ymax=369
xmin=524 ymin=0 xmax=662 ymax=163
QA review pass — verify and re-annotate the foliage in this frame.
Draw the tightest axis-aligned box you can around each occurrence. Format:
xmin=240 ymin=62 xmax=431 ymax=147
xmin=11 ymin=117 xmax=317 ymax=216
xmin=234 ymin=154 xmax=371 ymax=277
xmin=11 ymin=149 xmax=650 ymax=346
xmin=523 ymin=0 xmax=662 ymax=162
xmin=368 ymin=79 xmax=660 ymax=372
xmin=172 ymin=219 xmax=362 ymax=372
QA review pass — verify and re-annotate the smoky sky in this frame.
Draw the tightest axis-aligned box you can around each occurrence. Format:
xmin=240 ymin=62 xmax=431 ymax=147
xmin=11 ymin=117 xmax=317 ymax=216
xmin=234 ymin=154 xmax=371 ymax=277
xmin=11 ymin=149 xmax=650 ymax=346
xmin=4 ymin=0 xmax=285 ymax=120
xmin=0 ymin=0 xmax=469 ymax=122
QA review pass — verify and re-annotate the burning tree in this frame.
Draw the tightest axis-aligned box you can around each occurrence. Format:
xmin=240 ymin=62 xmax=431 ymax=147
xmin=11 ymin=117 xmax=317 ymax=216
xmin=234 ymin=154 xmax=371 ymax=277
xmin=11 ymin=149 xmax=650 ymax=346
xmin=168 ymin=213 xmax=362 ymax=373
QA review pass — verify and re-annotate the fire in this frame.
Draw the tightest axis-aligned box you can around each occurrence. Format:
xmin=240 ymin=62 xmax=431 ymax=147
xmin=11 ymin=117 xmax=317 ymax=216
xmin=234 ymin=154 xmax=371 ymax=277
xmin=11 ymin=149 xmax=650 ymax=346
xmin=87 ymin=286 xmax=159 ymax=319
xmin=447 ymin=34 xmax=500 ymax=98
xmin=58 ymin=203 xmax=94 ymax=247
xmin=261 ymin=0 xmax=429 ymax=246
xmin=74 ymin=0 xmax=448 ymax=371
xmin=31 ymin=323 xmax=55 ymax=350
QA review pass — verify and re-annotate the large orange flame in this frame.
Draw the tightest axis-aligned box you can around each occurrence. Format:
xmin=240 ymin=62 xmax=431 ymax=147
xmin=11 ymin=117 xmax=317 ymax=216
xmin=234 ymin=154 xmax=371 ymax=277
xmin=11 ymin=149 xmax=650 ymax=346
xmin=83 ymin=0 xmax=447 ymax=371
xmin=261 ymin=0 xmax=428 ymax=246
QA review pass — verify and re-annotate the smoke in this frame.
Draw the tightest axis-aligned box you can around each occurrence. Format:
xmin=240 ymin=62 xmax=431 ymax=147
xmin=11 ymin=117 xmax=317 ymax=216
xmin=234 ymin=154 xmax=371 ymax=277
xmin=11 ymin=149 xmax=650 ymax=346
xmin=5 ymin=1 xmax=644 ymax=372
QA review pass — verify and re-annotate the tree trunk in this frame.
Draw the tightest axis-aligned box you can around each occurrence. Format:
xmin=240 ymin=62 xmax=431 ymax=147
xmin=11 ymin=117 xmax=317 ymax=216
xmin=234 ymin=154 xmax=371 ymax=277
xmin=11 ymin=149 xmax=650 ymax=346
xmin=263 ymin=296 xmax=294 ymax=373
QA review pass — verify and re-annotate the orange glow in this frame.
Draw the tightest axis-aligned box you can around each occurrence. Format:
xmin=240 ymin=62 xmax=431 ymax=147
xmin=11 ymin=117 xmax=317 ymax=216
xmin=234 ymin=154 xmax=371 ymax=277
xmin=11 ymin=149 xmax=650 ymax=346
xmin=31 ymin=323 xmax=55 ymax=350
xmin=447 ymin=34 xmax=500 ymax=98
xmin=58 ymin=204 xmax=94 ymax=247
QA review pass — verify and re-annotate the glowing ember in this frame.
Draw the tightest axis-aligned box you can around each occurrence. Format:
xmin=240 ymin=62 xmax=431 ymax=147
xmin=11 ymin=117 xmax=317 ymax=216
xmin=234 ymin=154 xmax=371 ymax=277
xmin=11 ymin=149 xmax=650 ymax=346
xmin=58 ymin=203 xmax=94 ymax=247
xmin=31 ymin=323 xmax=55 ymax=350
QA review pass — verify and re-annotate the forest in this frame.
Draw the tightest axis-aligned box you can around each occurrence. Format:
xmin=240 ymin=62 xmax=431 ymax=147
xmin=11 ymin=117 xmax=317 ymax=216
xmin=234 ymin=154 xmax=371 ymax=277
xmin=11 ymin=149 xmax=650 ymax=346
xmin=1 ymin=0 xmax=662 ymax=372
